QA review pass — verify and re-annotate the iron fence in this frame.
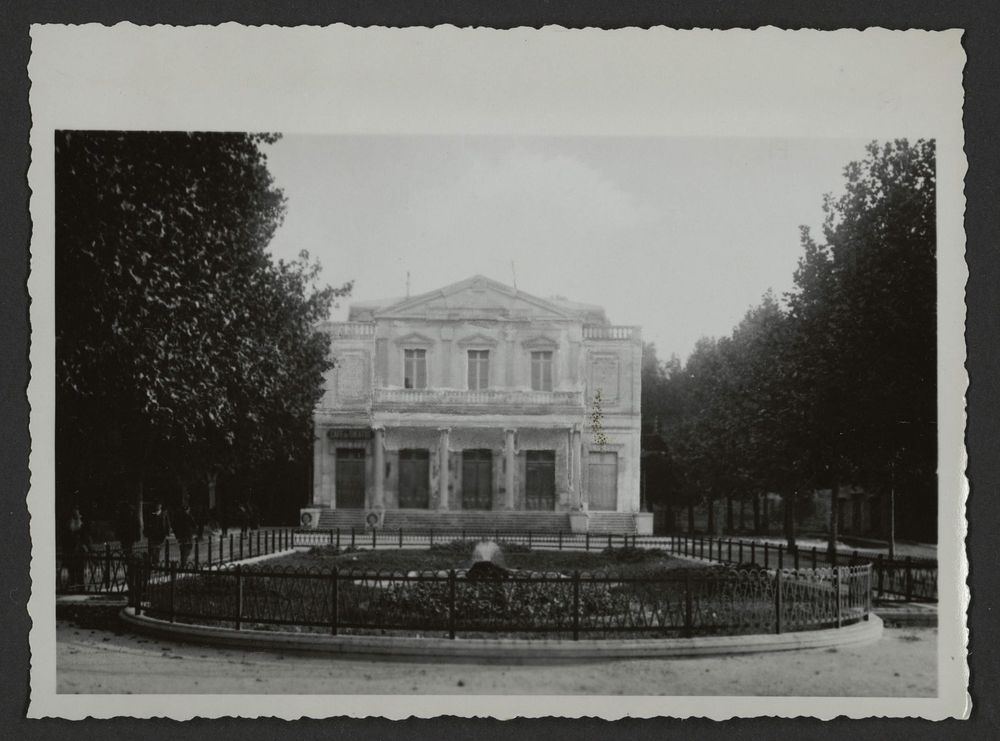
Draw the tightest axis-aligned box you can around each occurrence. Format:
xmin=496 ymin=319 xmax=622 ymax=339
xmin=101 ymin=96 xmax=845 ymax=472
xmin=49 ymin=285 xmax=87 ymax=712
xmin=291 ymin=528 xmax=935 ymax=603
xmin=56 ymin=528 xmax=296 ymax=595
xmin=131 ymin=559 xmax=871 ymax=640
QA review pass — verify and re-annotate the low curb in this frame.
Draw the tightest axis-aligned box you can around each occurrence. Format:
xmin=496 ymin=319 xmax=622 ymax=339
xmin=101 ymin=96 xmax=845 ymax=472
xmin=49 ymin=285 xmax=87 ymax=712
xmin=120 ymin=608 xmax=883 ymax=664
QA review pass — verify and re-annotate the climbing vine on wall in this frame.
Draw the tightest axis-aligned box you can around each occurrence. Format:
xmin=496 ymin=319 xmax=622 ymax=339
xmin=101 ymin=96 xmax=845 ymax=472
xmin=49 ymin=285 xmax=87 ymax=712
xmin=591 ymin=389 xmax=608 ymax=447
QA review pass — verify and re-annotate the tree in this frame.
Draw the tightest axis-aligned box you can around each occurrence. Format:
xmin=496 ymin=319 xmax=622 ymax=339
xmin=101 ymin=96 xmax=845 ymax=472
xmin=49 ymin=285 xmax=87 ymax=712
xmin=55 ymin=131 xmax=352 ymax=522
xmin=786 ymin=139 xmax=937 ymax=550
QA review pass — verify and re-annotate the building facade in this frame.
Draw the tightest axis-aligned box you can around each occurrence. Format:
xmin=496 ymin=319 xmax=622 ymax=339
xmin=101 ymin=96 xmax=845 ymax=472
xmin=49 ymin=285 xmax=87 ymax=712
xmin=307 ymin=276 xmax=643 ymax=531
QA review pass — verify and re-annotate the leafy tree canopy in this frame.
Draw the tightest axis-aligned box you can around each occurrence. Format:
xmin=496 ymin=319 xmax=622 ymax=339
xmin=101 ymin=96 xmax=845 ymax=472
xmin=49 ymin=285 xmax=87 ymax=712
xmin=55 ymin=131 xmax=352 ymax=511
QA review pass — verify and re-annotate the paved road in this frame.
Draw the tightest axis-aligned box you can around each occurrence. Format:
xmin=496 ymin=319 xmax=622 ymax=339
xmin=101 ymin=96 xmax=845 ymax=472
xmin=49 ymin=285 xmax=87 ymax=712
xmin=56 ymin=614 xmax=936 ymax=696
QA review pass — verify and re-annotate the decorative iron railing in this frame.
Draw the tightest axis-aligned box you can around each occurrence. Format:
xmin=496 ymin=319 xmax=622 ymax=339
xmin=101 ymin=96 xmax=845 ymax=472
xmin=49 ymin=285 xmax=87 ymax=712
xmin=290 ymin=529 xmax=935 ymax=603
xmin=56 ymin=528 xmax=296 ymax=595
xmin=131 ymin=560 xmax=871 ymax=639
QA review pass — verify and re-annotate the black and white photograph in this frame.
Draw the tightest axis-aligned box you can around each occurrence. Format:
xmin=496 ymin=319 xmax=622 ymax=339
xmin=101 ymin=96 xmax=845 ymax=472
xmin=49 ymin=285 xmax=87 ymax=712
xmin=26 ymin=24 xmax=968 ymax=720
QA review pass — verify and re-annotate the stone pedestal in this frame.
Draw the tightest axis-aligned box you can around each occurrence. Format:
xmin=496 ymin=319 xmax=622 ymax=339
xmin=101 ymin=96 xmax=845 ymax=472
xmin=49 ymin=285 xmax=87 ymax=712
xmin=634 ymin=512 xmax=654 ymax=535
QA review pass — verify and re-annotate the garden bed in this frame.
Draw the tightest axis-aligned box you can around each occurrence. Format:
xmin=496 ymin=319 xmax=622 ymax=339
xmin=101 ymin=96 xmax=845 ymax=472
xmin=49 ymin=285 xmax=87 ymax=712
xmin=268 ymin=541 xmax=731 ymax=578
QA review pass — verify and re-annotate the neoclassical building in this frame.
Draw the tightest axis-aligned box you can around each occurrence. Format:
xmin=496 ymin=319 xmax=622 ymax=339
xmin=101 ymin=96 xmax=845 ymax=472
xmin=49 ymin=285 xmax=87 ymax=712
xmin=305 ymin=275 xmax=646 ymax=533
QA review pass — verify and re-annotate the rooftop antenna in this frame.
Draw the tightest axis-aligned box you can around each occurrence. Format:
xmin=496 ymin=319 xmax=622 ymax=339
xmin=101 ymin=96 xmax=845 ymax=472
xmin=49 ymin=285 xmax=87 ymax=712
xmin=406 ymin=271 xmax=410 ymax=298
xmin=511 ymin=260 xmax=518 ymax=291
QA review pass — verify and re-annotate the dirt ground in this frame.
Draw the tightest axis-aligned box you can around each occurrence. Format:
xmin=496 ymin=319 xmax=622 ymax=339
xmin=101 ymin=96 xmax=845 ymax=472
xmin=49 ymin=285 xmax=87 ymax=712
xmin=56 ymin=616 xmax=937 ymax=696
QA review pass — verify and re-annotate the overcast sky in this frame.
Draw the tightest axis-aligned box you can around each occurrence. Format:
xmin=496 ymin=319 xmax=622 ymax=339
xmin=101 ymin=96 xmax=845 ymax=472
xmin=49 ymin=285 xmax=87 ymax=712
xmin=263 ymin=135 xmax=869 ymax=362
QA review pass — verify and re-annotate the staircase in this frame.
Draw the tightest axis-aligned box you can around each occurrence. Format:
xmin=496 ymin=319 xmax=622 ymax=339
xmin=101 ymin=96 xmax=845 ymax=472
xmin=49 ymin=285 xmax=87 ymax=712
xmin=586 ymin=512 xmax=637 ymax=535
xmin=316 ymin=508 xmax=570 ymax=534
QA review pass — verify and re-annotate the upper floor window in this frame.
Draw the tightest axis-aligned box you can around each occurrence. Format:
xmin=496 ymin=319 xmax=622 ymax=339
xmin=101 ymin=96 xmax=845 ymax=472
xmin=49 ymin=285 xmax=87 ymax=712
xmin=404 ymin=349 xmax=427 ymax=389
xmin=467 ymin=350 xmax=490 ymax=390
xmin=531 ymin=351 xmax=554 ymax=391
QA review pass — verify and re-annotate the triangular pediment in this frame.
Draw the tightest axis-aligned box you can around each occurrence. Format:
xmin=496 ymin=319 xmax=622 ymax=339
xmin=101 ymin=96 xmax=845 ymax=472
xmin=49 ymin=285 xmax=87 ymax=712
xmin=374 ymin=275 xmax=576 ymax=321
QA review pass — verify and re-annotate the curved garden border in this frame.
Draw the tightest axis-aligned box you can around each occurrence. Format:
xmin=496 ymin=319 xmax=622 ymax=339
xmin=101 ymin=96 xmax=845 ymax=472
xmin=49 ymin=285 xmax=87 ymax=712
xmin=120 ymin=607 xmax=883 ymax=662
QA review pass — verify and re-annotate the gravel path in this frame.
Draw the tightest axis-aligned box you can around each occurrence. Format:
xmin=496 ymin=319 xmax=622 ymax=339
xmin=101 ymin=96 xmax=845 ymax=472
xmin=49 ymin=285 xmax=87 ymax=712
xmin=56 ymin=617 xmax=936 ymax=696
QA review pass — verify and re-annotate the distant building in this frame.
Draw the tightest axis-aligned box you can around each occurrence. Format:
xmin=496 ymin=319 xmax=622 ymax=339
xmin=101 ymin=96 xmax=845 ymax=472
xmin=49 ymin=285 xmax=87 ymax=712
xmin=304 ymin=275 xmax=646 ymax=533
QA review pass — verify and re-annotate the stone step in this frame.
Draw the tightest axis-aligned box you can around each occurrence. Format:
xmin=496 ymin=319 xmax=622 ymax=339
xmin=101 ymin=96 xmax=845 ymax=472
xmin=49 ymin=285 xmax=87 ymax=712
xmin=586 ymin=512 xmax=638 ymax=535
xmin=316 ymin=508 xmax=570 ymax=533
xmin=314 ymin=508 xmax=638 ymax=535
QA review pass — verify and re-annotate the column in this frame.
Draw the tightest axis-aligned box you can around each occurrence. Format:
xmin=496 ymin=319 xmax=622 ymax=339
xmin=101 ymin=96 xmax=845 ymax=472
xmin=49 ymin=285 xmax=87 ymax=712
xmin=571 ymin=425 xmax=583 ymax=507
xmin=373 ymin=426 xmax=385 ymax=509
xmin=438 ymin=427 xmax=451 ymax=510
xmin=312 ymin=429 xmax=325 ymax=506
xmin=504 ymin=428 xmax=517 ymax=510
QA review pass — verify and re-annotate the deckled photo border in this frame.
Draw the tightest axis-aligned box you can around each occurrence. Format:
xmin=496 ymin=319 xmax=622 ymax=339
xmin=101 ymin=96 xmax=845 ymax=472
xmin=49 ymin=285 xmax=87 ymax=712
xmin=25 ymin=23 xmax=968 ymax=720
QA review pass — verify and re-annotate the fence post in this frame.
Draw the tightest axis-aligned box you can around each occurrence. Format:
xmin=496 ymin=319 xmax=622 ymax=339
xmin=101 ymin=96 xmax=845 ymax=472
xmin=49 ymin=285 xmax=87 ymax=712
xmin=751 ymin=541 xmax=756 ymax=565
xmin=448 ymin=569 xmax=457 ymax=640
xmin=811 ymin=546 xmax=817 ymax=569
xmin=239 ymin=533 xmax=244 ymax=560
xmin=462 ymin=528 xmax=466 ymax=542
xmin=585 ymin=532 xmax=591 ymax=552
xmin=684 ymin=570 xmax=693 ymax=638
xmin=558 ymin=531 xmax=563 ymax=551
xmin=834 ymin=566 xmax=842 ymax=628
xmin=739 ymin=540 xmax=743 ymax=564
xmin=727 ymin=539 xmax=732 ymax=563
xmin=876 ymin=555 xmax=885 ymax=600
xmin=528 ymin=530 xmax=533 ymax=550
xmin=430 ymin=529 xmax=434 ymax=548
xmin=257 ymin=529 xmax=261 ymax=554
xmin=793 ymin=545 xmax=800 ymax=571
xmin=103 ymin=543 xmax=112 ymax=590
xmin=235 ymin=564 xmax=243 ymax=631
xmin=764 ymin=542 xmax=770 ymax=569
xmin=331 ymin=567 xmax=339 ymax=635
xmin=372 ymin=527 xmax=377 ymax=550
xmin=607 ymin=534 xmax=612 ymax=551
xmin=224 ymin=534 xmax=228 ymax=563
xmin=169 ymin=562 xmax=176 ymax=624
xmin=337 ymin=528 xmax=341 ymax=549
xmin=208 ymin=535 xmax=213 ymax=566
xmin=778 ymin=544 xmax=784 ymax=570
xmin=905 ymin=556 xmax=914 ymax=602
xmin=351 ymin=527 xmax=356 ymax=548
xmin=572 ymin=570 xmax=581 ymax=641
xmin=865 ymin=564 xmax=872 ymax=619
xmin=775 ymin=568 xmax=783 ymax=634
xmin=399 ymin=528 xmax=403 ymax=549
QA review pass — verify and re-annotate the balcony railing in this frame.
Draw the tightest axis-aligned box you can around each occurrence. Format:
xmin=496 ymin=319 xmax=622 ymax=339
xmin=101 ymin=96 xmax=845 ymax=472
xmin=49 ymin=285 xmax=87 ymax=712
xmin=583 ymin=325 xmax=639 ymax=340
xmin=373 ymin=388 xmax=584 ymax=411
xmin=326 ymin=322 xmax=376 ymax=339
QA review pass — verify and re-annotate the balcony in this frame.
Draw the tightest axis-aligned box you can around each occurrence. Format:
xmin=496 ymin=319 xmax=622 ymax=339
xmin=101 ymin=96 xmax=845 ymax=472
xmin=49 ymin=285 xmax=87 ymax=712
xmin=372 ymin=387 xmax=585 ymax=415
xmin=583 ymin=325 xmax=640 ymax=341
xmin=326 ymin=322 xmax=376 ymax=339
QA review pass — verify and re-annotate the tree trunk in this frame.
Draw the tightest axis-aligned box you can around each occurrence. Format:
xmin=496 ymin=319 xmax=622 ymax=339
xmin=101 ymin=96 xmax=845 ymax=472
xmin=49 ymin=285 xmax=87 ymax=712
xmin=829 ymin=482 xmax=840 ymax=557
xmin=888 ymin=464 xmax=897 ymax=560
xmin=207 ymin=471 xmax=218 ymax=510
xmin=135 ymin=475 xmax=144 ymax=532
xmin=752 ymin=494 xmax=761 ymax=534
xmin=783 ymin=490 xmax=797 ymax=550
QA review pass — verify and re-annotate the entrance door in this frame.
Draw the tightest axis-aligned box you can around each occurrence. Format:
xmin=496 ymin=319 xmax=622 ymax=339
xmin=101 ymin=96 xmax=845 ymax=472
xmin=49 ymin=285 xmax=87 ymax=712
xmin=335 ymin=448 xmax=366 ymax=508
xmin=398 ymin=449 xmax=430 ymax=509
xmin=525 ymin=451 xmax=556 ymax=511
xmin=588 ymin=451 xmax=618 ymax=511
xmin=462 ymin=450 xmax=493 ymax=510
